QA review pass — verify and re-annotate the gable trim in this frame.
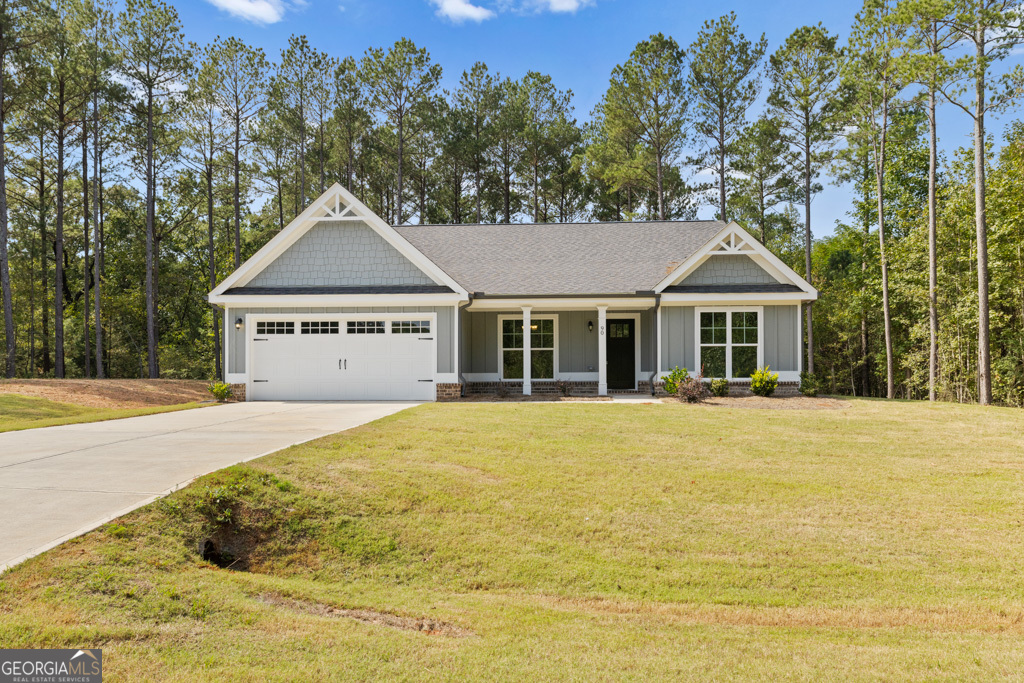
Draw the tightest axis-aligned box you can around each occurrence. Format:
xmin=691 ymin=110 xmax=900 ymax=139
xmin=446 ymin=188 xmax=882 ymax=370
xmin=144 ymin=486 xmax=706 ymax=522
xmin=653 ymin=222 xmax=817 ymax=299
xmin=208 ymin=184 xmax=468 ymax=299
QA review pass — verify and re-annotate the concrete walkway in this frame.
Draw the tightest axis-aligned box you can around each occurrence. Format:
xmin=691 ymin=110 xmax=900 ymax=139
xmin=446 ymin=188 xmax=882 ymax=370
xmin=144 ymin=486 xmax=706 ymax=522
xmin=0 ymin=401 xmax=418 ymax=572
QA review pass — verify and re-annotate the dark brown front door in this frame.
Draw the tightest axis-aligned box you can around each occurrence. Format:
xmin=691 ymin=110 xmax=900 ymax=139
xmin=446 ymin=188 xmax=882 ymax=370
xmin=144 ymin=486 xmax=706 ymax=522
xmin=607 ymin=319 xmax=635 ymax=390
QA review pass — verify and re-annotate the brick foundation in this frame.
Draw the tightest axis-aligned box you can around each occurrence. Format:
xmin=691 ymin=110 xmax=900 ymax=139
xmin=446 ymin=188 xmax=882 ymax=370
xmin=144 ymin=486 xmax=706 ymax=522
xmin=229 ymin=383 xmax=246 ymax=401
xmin=466 ymin=381 xmax=600 ymax=396
xmin=654 ymin=380 xmax=801 ymax=398
xmin=435 ymin=383 xmax=463 ymax=401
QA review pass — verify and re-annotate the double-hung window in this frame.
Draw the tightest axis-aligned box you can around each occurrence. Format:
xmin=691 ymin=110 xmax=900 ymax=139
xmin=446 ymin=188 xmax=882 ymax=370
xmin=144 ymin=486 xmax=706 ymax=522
xmin=698 ymin=309 xmax=760 ymax=379
xmin=501 ymin=317 xmax=555 ymax=380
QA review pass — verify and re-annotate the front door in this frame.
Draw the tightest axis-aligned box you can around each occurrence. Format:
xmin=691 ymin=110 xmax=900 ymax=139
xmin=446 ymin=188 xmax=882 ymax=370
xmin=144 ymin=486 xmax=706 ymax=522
xmin=606 ymin=319 xmax=635 ymax=391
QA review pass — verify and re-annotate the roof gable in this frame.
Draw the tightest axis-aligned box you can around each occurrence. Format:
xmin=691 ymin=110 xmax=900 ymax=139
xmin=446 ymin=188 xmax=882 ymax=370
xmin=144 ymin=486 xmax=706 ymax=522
xmin=209 ymin=185 xmax=467 ymax=300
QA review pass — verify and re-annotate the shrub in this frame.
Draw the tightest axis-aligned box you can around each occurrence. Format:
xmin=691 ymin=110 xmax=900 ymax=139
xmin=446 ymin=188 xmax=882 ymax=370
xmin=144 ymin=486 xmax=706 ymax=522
xmin=661 ymin=366 xmax=689 ymax=395
xmin=676 ymin=375 xmax=711 ymax=403
xmin=750 ymin=366 xmax=779 ymax=397
xmin=556 ymin=379 xmax=572 ymax=397
xmin=710 ymin=378 xmax=730 ymax=397
xmin=208 ymin=382 xmax=233 ymax=402
xmin=799 ymin=371 xmax=819 ymax=397
xmin=662 ymin=366 xmax=710 ymax=403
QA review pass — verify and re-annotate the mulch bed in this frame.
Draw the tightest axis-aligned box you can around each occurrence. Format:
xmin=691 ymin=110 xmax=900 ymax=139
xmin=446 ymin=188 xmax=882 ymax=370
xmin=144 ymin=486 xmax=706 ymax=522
xmin=0 ymin=379 xmax=212 ymax=410
xmin=665 ymin=395 xmax=851 ymax=410
xmin=454 ymin=394 xmax=613 ymax=402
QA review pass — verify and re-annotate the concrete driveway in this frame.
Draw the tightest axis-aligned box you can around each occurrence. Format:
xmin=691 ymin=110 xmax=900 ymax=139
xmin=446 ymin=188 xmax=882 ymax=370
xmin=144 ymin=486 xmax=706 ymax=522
xmin=0 ymin=401 xmax=418 ymax=571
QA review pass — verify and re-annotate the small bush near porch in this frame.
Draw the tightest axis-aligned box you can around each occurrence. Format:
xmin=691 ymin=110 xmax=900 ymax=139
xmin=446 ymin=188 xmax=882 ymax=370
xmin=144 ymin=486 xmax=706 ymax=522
xmin=1 ymin=400 xmax=1023 ymax=679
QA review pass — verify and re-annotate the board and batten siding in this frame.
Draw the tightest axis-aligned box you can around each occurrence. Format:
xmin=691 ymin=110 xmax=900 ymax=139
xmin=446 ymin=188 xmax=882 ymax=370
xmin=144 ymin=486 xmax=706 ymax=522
xmin=227 ymin=306 xmax=455 ymax=376
xmin=460 ymin=309 xmax=654 ymax=376
xmin=659 ymin=305 xmax=800 ymax=373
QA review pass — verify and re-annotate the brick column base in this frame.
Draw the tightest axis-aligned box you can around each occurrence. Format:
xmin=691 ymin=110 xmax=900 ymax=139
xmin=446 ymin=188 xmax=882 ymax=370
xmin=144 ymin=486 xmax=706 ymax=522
xmin=229 ymin=384 xmax=246 ymax=401
xmin=435 ymin=383 xmax=462 ymax=401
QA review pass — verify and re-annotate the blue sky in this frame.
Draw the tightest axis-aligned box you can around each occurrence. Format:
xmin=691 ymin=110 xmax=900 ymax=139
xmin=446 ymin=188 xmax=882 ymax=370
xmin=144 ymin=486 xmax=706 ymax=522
xmin=173 ymin=0 xmax=1021 ymax=236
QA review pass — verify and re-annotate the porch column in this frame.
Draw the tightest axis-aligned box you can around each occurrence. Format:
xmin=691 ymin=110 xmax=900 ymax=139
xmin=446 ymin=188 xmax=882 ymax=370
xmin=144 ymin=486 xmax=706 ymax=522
xmin=597 ymin=305 xmax=608 ymax=395
xmin=522 ymin=306 xmax=532 ymax=396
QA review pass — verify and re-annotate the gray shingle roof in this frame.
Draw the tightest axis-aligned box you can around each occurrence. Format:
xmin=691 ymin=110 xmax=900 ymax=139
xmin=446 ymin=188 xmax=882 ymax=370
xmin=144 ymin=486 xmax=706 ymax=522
xmin=224 ymin=285 xmax=453 ymax=295
xmin=394 ymin=221 xmax=725 ymax=296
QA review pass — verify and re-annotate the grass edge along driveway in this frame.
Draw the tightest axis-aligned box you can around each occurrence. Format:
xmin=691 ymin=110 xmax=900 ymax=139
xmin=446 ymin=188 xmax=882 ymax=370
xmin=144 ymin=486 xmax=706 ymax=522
xmin=0 ymin=393 xmax=207 ymax=433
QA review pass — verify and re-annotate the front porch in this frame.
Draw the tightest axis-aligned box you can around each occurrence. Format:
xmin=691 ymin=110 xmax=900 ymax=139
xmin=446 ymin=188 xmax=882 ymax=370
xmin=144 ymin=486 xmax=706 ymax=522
xmin=459 ymin=300 xmax=658 ymax=397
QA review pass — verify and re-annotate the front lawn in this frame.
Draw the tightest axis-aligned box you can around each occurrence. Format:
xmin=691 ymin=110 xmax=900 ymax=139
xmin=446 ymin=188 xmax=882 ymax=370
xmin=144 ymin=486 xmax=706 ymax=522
xmin=1 ymin=400 xmax=1022 ymax=679
xmin=0 ymin=393 xmax=205 ymax=433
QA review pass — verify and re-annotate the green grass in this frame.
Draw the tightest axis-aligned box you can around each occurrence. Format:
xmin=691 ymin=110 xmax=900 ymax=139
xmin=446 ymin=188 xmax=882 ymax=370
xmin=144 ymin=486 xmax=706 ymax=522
xmin=1 ymin=400 xmax=1024 ymax=680
xmin=0 ymin=393 xmax=206 ymax=432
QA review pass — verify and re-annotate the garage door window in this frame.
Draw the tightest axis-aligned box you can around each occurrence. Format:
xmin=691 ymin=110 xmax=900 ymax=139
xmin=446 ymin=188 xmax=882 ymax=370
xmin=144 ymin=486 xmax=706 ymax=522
xmin=347 ymin=320 xmax=385 ymax=334
xmin=256 ymin=321 xmax=294 ymax=335
xmin=392 ymin=320 xmax=430 ymax=334
xmin=301 ymin=321 xmax=340 ymax=334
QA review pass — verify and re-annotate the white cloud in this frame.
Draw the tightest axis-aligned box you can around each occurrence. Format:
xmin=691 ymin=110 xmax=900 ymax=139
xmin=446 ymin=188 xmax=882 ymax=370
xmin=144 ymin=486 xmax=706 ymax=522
xmin=538 ymin=0 xmax=592 ymax=12
xmin=431 ymin=0 xmax=496 ymax=22
xmin=205 ymin=0 xmax=287 ymax=24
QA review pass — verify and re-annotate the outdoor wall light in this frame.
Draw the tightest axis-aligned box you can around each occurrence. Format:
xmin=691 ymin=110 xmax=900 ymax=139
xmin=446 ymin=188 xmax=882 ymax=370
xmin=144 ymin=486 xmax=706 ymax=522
xmin=588 ymin=320 xmax=594 ymax=333
xmin=235 ymin=317 xmax=243 ymax=330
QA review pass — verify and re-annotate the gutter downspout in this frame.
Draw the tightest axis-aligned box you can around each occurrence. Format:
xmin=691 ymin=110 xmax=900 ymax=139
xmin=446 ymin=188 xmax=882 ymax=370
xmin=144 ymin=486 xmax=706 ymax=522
xmin=649 ymin=293 xmax=661 ymax=396
xmin=457 ymin=294 xmax=473 ymax=397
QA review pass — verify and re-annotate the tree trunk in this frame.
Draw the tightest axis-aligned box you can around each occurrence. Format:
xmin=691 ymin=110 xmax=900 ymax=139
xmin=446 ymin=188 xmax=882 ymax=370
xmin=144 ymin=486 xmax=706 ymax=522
xmin=974 ymin=28 xmax=991 ymax=405
xmin=207 ymin=155 xmax=221 ymax=379
xmin=55 ymin=85 xmax=66 ymax=378
xmin=0 ymin=65 xmax=13 ymax=377
xmin=396 ymin=115 xmax=404 ymax=224
xmin=804 ymin=122 xmax=814 ymax=375
xmin=718 ymin=113 xmax=727 ymax=221
xmin=233 ymin=114 xmax=241 ymax=268
xmin=82 ymin=121 xmax=90 ymax=378
xmin=656 ymin=149 xmax=665 ymax=221
xmin=39 ymin=133 xmax=51 ymax=375
xmin=876 ymin=107 xmax=895 ymax=399
xmin=927 ymin=67 xmax=938 ymax=402
xmin=93 ymin=90 xmax=103 ymax=377
xmin=145 ymin=89 xmax=158 ymax=378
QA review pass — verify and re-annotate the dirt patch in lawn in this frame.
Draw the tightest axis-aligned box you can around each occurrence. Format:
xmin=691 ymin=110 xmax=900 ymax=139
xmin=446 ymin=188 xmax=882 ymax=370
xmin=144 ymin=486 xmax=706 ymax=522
xmin=256 ymin=594 xmax=474 ymax=637
xmin=663 ymin=395 xmax=851 ymax=410
xmin=0 ymin=379 xmax=211 ymax=409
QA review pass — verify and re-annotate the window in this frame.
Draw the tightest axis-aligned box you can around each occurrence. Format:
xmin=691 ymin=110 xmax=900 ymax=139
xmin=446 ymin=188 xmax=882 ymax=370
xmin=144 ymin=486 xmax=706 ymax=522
xmin=392 ymin=320 xmax=431 ymax=334
xmin=501 ymin=317 xmax=555 ymax=380
xmin=698 ymin=309 xmax=760 ymax=379
xmin=301 ymin=321 xmax=340 ymax=334
xmin=347 ymin=320 xmax=385 ymax=334
xmin=256 ymin=321 xmax=294 ymax=335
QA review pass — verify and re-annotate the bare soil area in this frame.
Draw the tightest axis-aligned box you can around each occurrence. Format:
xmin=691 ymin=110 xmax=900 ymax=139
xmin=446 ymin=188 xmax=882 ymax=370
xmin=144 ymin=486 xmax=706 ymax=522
xmin=0 ymin=379 xmax=211 ymax=409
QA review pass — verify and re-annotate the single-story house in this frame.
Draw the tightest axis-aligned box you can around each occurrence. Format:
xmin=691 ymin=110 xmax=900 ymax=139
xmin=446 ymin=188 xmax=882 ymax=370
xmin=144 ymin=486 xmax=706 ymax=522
xmin=208 ymin=184 xmax=817 ymax=401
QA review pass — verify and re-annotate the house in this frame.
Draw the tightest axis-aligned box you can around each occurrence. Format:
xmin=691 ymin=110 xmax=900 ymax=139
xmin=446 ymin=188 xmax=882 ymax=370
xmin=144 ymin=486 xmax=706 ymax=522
xmin=207 ymin=184 xmax=817 ymax=401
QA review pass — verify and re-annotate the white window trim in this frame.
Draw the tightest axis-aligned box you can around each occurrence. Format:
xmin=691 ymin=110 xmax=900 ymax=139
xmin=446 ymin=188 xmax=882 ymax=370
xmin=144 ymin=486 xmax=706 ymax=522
xmin=497 ymin=314 xmax=559 ymax=381
xmin=694 ymin=306 xmax=764 ymax=380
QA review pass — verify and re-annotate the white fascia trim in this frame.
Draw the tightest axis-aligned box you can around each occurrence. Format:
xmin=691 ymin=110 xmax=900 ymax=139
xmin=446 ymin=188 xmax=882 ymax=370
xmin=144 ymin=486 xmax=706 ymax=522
xmin=660 ymin=293 xmax=815 ymax=304
xmin=468 ymin=297 xmax=656 ymax=311
xmin=208 ymin=294 xmax=466 ymax=307
xmin=209 ymin=184 xmax=468 ymax=298
xmin=653 ymin=222 xmax=818 ymax=297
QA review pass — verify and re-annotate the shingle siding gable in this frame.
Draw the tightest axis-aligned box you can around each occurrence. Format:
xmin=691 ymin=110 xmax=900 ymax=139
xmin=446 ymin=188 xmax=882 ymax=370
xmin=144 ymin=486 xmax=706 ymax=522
xmin=248 ymin=221 xmax=435 ymax=288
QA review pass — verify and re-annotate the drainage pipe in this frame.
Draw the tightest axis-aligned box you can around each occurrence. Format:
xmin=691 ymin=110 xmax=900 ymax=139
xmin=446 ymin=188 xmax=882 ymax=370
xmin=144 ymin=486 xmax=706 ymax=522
xmin=457 ymin=294 xmax=474 ymax=397
xmin=648 ymin=293 xmax=661 ymax=396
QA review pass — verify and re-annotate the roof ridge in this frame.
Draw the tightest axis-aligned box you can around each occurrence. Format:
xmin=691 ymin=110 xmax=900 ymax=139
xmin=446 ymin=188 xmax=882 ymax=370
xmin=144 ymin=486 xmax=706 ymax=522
xmin=396 ymin=220 xmax=723 ymax=228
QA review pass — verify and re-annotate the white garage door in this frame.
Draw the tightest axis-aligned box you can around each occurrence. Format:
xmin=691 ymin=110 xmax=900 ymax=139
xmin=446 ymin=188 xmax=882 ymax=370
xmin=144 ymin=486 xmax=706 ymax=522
xmin=249 ymin=317 xmax=436 ymax=401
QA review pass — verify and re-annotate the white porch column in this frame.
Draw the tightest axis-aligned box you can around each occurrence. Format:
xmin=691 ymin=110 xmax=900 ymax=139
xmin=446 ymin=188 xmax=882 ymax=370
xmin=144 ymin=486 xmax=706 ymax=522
xmin=597 ymin=305 xmax=608 ymax=395
xmin=522 ymin=306 xmax=532 ymax=396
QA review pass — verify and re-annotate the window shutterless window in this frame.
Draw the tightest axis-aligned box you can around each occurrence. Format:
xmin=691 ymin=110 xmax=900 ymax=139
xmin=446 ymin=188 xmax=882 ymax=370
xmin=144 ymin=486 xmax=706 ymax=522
xmin=347 ymin=320 xmax=385 ymax=334
xmin=698 ymin=309 xmax=760 ymax=379
xmin=501 ymin=318 xmax=555 ymax=380
xmin=301 ymin=321 xmax=340 ymax=334
xmin=392 ymin=320 xmax=431 ymax=334
xmin=256 ymin=321 xmax=294 ymax=335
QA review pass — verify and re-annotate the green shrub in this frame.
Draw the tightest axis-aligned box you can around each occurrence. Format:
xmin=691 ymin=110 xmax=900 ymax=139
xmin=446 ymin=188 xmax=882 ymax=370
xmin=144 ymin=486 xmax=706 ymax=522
xmin=662 ymin=367 xmax=710 ymax=403
xmin=710 ymin=378 xmax=730 ymax=397
xmin=750 ymin=366 xmax=779 ymax=397
xmin=799 ymin=371 xmax=819 ymax=397
xmin=661 ymin=366 xmax=689 ymax=395
xmin=208 ymin=381 xmax=233 ymax=402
